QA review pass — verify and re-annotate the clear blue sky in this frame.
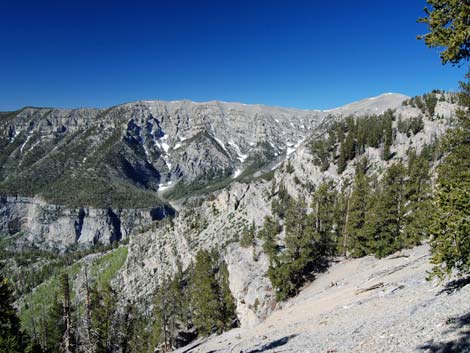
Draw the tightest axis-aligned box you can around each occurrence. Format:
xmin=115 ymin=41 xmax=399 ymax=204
xmin=0 ymin=0 xmax=466 ymax=111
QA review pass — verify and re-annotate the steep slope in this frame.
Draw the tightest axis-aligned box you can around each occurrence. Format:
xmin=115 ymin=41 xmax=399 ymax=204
xmin=172 ymin=244 xmax=470 ymax=353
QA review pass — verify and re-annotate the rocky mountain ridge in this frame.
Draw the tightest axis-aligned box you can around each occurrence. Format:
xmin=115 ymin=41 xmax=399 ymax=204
xmin=0 ymin=93 xmax=407 ymax=249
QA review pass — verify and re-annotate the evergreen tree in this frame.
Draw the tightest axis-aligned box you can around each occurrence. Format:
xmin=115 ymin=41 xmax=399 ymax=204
xmin=151 ymin=277 xmax=172 ymax=352
xmin=269 ymin=198 xmax=317 ymax=301
xmin=90 ymin=283 xmax=117 ymax=353
xmin=240 ymin=221 xmax=256 ymax=248
xmin=60 ymin=273 xmax=74 ymax=353
xmin=419 ymin=2 xmax=470 ymax=278
xmin=119 ymin=303 xmax=136 ymax=353
xmin=363 ymin=185 xmax=380 ymax=255
xmin=345 ymin=170 xmax=372 ymax=257
xmin=373 ymin=163 xmax=406 ymax=257
xmin=217 ymin=262 xmax=237 ymax=331
xmin=428 ymin=78 xmax=470 ymax=278
xmin=344 ymin=117 xmax=356 ymax=161
xmin=0 ymin=272 xmax=28 ymax=353
xmin=337 ymin=142 xmax=347 ymax=174
xmin=190 ymin=250 xmax=221 ymax=336
xmin=259 ymin=216 xmax=281 ymax=260
xmin=45 ymin=293 xmax=65 ymax=352
xmin=271 ymin=183 xmax=291 ymax=219
xmin=310 ymin=139 xmax=330 ymax=171
xmin=42 ymin=273 xmax=76 ymax=353
xmin=402 ymin=149 xmax=432 ymax=247
xmin=418 ymin=0 xmax=470 ymax=65
xmin=382 ymin=110 xmax=393 ymax=160
xmin=311 ymin=180 xmax=338 ymax=256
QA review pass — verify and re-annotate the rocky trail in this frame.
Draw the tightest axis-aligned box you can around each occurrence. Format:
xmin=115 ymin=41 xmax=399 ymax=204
xmin=174 ymin=244 xmax=470 ymax=353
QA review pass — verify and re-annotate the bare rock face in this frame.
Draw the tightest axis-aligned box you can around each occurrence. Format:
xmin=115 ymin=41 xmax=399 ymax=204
xmin=225 ymin=243 xmax=276 ymax=327
xmin=0 ymin=196 xmax=173 ymax=248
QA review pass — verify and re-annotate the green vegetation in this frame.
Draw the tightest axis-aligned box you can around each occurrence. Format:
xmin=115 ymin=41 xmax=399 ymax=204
xmin=163 ymin=174 xmax=232 ymax=200
xmin=397 ymin=116 xmax=425 ymax=136
xmin=402 ymin=93 xmax=440 ymax=118
xmin=149 ymin=251 xmax=237 ymax=352
xmin=418 ymin=0 xmax=470 ymax=280
xmin=0 ymin=270 xmax=32 ymax=353
xmin=240 ymin=221 xmax=256 ymax=248
xmin=309 ymin=110 xmax=398 ymax=175
xmin=89 ymin=246 xmax=128 ymax=289
xmin=428 ymin=83 xmax=470 ymax=279
xmin=0 ymin=109 xmax=163 ymax=208
xmin=17 ymin=245 xmax=128 ymax=349
xmin=264 ymin=146 xmax=434 ymax=301
xmin=418 ymin=0 xmax=470 ymax=65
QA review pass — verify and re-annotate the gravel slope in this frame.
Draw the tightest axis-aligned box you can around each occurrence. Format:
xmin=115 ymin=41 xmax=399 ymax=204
xmin=174 ymin=244 xmax=470 ymax=353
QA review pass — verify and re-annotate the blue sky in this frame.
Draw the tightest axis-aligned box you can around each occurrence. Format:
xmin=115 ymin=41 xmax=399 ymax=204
xmin=0 ymin=0 xmax=466 ymax=111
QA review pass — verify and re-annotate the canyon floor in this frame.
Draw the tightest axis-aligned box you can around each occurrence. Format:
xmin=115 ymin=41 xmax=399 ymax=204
xmin=174 ymin=244 xmax=470 ymax=353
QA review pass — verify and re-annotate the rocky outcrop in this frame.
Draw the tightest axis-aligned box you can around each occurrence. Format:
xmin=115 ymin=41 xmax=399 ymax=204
xmin=225 ymin=244 xmax=276 ymax=327
xmin=0 ymin=196 xmax=174 ymax=248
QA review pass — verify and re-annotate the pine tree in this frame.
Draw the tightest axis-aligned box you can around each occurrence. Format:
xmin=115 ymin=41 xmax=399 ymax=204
xmin=312 ymin=180 xmax=338 ymax=257
xmin=345 ymin=170 xmax=372 ymax=257
xmin=269 ymin=197 xmax=325 ymax=301
xmin=418 ymin=0 xmax=470 ymax=65
xmin=240 ymin=221 xmax=256 ymax=248
xmin=151 ymin=277 xmax=172 ymax=352
xmin=217 ymin=262 xmax=237 ymax=331
xmin=90 ymin=284 xmax=117 ymax=353
xmin=402 ymin=149 xmax=432 ymax=247
xmin=363 ymin=185 xmax=380 ymax=255
xmin=60 ymin=273 xmax=74 ymax=353
xmin=337 ymin=142 xmax=347 ymax=174
xmin=344 ymin=117 xmax=356 ymax=161
xmin=190 ymin=250 xmax=221 ymax=336
xmin=419 ymin=1 xmax=470 ymax=278
xmin=373 ymin=163 xmax=406 ymax=257
xmin=45 ymin=292 xmax=65 ymax=352
xmin=0 ymin=272 xmax=28 ymax=353
xmin=42 ymin=273 xmax=76 ymax=353
xmin=382 ymin=110 xmax=394 ymax=160
xmin=428 ymin=76 xmax=470 ymax=279
xmin=259 ymin=216 xmax=280 ymax=260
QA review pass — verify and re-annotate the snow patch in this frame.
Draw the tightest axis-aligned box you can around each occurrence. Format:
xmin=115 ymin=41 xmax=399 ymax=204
xmin=286 ymin=138 xmax=305 ymax=157
xmin=19 ymin=131 xmax=33 ymax=153
xmin=158 ymin=181 xmax=173 ymax=191
xmin=27 ymin=140 xmax=40 ymax=152
xmin=233 ymin=169 xmax=243 ymax=178
xmin=213 ymin=136 xmax=229 ymax=154
xmin=228 ymin=140 xmax=248 ymax=162
xmin=143 ymin=144 xmax=152 ymax=161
